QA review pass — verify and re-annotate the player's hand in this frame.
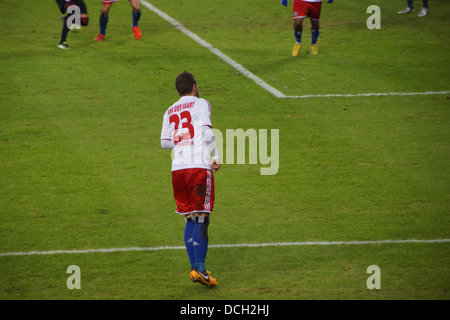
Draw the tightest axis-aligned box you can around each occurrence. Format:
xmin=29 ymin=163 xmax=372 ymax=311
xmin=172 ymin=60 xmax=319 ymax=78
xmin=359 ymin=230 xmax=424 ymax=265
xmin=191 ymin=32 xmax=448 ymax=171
xmin=211 ymin=159 xmax=221 ymax=173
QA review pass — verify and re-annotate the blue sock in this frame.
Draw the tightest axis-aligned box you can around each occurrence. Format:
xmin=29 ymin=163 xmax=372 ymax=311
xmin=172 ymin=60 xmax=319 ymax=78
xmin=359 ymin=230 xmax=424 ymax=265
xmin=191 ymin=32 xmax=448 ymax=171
xmin=100 ymin=13 xmax=108 ymax=35
xmin=193 ymin=216 xmax=209 ymax=273
xmin=294 ymin=31 xmax=302 ymax=44
xmin=132 ymin=10 xmax=141 ymax=27
xmin=184 ymin=218 xmax=195 ymax=270
xmin=311 ymin=29 xmax=320 ymax=45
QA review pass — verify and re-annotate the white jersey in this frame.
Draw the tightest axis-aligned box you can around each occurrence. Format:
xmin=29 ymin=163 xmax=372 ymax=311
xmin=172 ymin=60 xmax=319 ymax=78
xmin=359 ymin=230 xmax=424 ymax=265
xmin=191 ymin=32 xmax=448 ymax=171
xmin=161 ymin=96 xmax=217 ymax=171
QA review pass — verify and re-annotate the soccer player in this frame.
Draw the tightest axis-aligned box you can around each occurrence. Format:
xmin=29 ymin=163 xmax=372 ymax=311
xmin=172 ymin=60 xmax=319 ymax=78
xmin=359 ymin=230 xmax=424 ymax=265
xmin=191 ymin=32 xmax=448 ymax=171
xmin=55 ymin=0 xmax=89 ymax=50
xmin=291 ymin=0 xmax=322 ymax=57
xmin=398 ymin=0 xmax=429 ymax=17
xmin=160 ymin=72 xmax=221 ymax=287
xmin=94 ymin=0 xmax=142 ymax=41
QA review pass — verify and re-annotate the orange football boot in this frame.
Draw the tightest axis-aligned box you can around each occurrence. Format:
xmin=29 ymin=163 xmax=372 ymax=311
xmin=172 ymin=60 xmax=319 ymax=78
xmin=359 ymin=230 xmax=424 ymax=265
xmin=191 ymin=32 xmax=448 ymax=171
xmin=189 ymin=268 xmax=218 ymax=287
xmin=132 ymin=26 xmax=141 ymax=40
xmin=94 ymin=34 xmax=105 ymax=42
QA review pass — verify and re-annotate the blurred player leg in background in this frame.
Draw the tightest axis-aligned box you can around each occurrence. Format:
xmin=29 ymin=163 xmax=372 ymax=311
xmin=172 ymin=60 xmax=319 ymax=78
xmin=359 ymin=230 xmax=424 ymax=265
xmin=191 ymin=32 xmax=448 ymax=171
xmin=292 ymin=17 xmax=304 ymax=57
xmin=56 ymin=0 xmax=89 ymax=49
xmin=94 ymin=0 xmax=114 ymax=41
xmin=310 ymin=18 xmax=320 ymax=54
xmin=130 ymin=0 xmax=142 ymax=40
xmin=418 ymin=0 xmax=429 ymax=17
xmin=291 ymin=0 xmax=321 ymax=57
xmin=398 ymin=0 xmax=428 ymax=16
xmin=94 ymin=0 xmax=142 ymax=41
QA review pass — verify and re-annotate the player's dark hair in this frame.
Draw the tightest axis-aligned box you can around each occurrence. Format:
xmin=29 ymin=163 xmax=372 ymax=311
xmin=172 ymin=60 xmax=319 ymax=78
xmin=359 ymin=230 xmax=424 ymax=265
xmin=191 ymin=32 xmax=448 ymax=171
xmin=175 ymin=71 xmax=197 ymax=96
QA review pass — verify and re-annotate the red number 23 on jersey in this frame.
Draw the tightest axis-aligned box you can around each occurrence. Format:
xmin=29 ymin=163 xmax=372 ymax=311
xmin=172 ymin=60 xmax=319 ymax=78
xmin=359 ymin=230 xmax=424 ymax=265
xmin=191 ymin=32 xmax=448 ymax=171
xmin=169 ymin=111 xmax=195 ymax=144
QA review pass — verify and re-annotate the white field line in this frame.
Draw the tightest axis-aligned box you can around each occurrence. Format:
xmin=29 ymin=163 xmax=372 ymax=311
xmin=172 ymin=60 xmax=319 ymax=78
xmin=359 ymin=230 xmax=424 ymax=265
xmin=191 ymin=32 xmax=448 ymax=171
xmin=1 ymin=239 xmax=449 ymax=257
xmin=140 ymin=0 xmax=286 ymax=98
xmin=141 ymin=1 xmax=449 ymax=99
xmin=284 ymin=91 xmax=450 ymax=98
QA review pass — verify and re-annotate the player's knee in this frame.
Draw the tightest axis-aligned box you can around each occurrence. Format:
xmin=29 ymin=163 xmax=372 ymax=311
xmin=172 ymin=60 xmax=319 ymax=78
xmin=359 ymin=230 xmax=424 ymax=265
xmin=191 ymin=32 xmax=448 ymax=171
xmin=311 ymin=19 xmax=320 ymax=30
xmin=130 ymin=0 xmax=141 ymax=12
xmin=100 ymin=12 xmax=109 ymax=22
xmin=81 ymin=16 xmax=88 ymax=26
xmin=201 ymin=222 xmax=208 ymax=239
xmin=101 ymin=3 xmax=112 ymax=14
xmin=64 ymin=2 xmax=76 ymax=12
xmin=194 ymin=215 xmax=209 ymax=239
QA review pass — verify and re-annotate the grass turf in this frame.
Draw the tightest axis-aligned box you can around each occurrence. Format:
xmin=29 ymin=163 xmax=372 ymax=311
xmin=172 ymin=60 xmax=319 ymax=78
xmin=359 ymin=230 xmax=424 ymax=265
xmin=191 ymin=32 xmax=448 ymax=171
xmin=0 ymin=0 xmax=449 ymax=300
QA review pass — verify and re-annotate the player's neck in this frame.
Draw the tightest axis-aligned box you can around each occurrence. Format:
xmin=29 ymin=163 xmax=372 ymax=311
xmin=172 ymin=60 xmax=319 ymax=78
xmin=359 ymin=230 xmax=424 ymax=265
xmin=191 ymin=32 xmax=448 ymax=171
xmin=181 ymin=93 xmax=199 ymax=98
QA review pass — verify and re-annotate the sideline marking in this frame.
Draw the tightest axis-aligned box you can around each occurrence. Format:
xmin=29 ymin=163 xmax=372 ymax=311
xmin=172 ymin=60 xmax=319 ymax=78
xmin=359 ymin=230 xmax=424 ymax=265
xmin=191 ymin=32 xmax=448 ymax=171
xmin=141 ymin=1 xmax=449 ymax=99
xmin=1 ymin=239 xmax=449 ymax=257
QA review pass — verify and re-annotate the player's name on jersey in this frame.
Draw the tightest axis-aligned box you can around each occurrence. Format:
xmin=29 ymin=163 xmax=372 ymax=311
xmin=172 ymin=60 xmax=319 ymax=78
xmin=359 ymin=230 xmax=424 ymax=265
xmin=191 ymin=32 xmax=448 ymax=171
xmin=167 ymin=101 xmax=195 ymax=115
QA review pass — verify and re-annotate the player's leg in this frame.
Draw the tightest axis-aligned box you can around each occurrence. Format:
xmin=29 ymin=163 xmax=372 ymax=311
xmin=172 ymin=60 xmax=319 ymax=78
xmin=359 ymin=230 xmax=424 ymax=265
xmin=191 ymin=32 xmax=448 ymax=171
xmin=191 ymin=172 xmax=213 ymax=275
xmin=95 ymin=1 xmax=114 ymax=41
xmin=68 ymin=0 xmax=89 ymax=31
xmin=56 ymin=0 xmax=67 ymax=16
xmin=293 ymin=18 xmax=304 ymax=44
xmin=56 ymin=0 xmax=69 ymax=49
xmin=184 ymin=214 xmax=196 ymax=271
xmin=418 ymin=0 xmax=428 ymax=17
xmin=398 ymin=0 xmax=414 ymax=14
xmin=192 ymin=213 xmax=209 ymax=273
xmin=292 ymin=17 xmax=304 ymax=56
xmin=56 ymin=0 xmax=77 ymax=49
xmin=187 ymin=169 xmax=217 ymax=286
xmin=306 ymin=1 xmax=321 ymax=54
xmin=174 ymin=168 xmax=217 ymax=286
xmin=172 ymin=170 xmax=196 ymax=272
xmin=189 ymin=212 xmax=218 ymax=287
xmin=129 ymin=0 xmax=142 ymax=40
xmin=130 ymin=0 xmax=142 ymax=26
xmin=292 ymin=0 xmax=307 ymax=56
xmin=77 ymin=0 xmax=89 ymax=27
xmin=310 ymin=18 xmax=320 ymax=54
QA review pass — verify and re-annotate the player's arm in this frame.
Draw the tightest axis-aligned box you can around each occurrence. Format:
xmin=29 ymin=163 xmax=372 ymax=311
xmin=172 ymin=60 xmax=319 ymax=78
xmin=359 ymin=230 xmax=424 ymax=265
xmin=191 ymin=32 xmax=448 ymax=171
xmin=197 ymin=99 xmax=220 ymax=172
xmin=161 ymin=139 xmax=174 ymax=149
xmin=202 ymin=125 xmax=220 ymax=172
xmin=160 ymin=113 xmax=174 ymax=149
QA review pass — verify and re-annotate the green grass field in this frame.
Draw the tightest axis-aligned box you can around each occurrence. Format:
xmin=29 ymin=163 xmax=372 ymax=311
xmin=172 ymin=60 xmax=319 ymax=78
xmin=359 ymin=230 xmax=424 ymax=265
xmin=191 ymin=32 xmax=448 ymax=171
xmin=1 ymin=0 xmax=449 ymax=300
